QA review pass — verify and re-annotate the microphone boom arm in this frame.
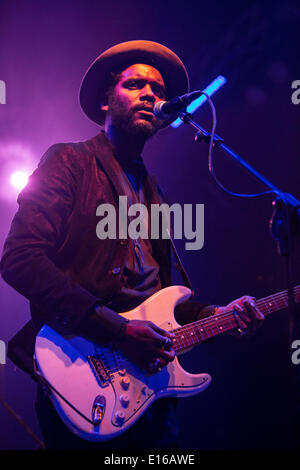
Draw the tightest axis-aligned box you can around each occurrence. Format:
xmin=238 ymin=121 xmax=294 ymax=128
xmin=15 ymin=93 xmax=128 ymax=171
xmin=179 ymin=109 xmax=300 ymax=345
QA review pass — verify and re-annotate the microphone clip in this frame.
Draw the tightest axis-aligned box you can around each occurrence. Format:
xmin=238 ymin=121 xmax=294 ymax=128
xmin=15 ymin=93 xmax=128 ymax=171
xmin=194 ymin=130 xmax=224 ymax=147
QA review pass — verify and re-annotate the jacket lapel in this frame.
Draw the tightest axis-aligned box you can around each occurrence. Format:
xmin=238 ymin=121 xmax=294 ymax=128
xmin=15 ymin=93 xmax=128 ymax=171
xmin=91 ymin=131 xmax=164 ymax=207
xmin=90 ymin=132 xmax=127 ymax=201
xmin=88 ymin=132 xmax=176 ymax=288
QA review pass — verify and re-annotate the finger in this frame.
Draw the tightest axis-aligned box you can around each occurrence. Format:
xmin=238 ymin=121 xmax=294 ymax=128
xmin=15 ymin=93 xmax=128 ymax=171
xmin=232 ymin=304 xmax=248 ymax=330
xmin=147 ymin=357 xmax=166 ymax=374
xmin=146 ymin=358 xmax=159 ymax=374
xmin=148 ymin=352 xmax=175 ymax=373
xmin=147 ymin=330 xmax=175 ymax=350
xmin=156 ymin=357 xmax=168 ymax=369
xmin=244 ymin=300 xmax=265 ymax=320
xmin=156 ymin=348 xmax=176 ymax=362
xmin=229 ymin=295 xmax=255 ymax=308
xmin=148 ymin=322 xmax=175 ymax=341
xmin=162 ymin=337 xmax=173 ymax=350
xmin=234 ymin=302 xmax=258 ymax=326
xmin=240 ymin=302 xmax=264 ymax=335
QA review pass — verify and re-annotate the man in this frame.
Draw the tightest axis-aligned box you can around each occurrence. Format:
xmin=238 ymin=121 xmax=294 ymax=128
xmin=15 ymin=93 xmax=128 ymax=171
xmin=0 ymin=40 xmax=264 ymax=450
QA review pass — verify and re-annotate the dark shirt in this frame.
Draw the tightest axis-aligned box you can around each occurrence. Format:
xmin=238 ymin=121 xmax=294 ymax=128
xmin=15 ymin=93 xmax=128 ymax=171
xmin=105 ymin=153 xmax=162 ymax=312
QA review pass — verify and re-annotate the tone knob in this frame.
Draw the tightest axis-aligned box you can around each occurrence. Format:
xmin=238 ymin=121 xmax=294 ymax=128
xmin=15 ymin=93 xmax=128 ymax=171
xmin=120 ymin=394 xmax=130 ymax=407
xmin=115 ymin=410 xmax=125 ymax=423
xmin=120 ymin=376 xmax=130 ymax=389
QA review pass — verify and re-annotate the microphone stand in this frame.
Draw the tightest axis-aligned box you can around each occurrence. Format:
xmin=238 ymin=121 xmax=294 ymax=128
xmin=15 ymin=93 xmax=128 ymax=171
xmin=179 ymin=110 xmax=300 ymax=436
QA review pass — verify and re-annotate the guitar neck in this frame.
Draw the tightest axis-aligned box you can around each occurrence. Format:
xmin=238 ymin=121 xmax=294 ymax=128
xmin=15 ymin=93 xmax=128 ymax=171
xmin=172 ymin=285 xmax=300 ymax=354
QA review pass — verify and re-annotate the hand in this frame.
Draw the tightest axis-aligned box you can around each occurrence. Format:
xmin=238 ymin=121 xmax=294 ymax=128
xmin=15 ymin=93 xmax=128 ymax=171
xmin=215 ymin=295 xmax=264 ymax=336
xmin=117 ymin=319 xmax=175 ymax=373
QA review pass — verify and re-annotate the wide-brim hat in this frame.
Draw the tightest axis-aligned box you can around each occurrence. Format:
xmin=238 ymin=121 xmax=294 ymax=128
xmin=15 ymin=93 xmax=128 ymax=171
xmin=79 ymin=40 xmax=190 ymax=127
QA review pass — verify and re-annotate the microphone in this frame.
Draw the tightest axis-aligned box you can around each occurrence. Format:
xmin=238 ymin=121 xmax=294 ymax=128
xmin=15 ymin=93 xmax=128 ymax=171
xmin=153 ymin=90 xmax=203 ymax=119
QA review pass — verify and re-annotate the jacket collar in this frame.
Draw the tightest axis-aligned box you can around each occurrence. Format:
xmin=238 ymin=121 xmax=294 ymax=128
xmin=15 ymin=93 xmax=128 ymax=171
xmin=90 ymin=131 xmax=163 ymax=206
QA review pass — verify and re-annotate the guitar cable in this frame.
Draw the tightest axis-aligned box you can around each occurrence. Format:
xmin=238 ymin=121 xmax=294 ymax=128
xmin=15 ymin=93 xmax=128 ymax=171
xmin=33 ymin=357 xmax=97 ymax=426
xmin=0 ymin=365 xmax=46 ymax=449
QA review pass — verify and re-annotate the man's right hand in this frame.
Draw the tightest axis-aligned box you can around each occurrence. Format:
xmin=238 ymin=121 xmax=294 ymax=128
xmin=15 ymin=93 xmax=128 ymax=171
xmin=117 ymin=319 xmax=175 ymax=373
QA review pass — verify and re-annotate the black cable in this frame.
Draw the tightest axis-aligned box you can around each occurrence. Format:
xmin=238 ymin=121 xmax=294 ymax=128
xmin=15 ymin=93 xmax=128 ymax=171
xmin=0 ymin=393 xmax=45 ymax=449
xmin=202 ymin=91 xmax=279 ymax=199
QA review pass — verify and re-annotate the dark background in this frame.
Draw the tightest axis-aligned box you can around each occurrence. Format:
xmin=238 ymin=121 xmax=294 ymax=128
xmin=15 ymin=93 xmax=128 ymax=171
xmin=0 ymin=0 xmax=299 ymax=450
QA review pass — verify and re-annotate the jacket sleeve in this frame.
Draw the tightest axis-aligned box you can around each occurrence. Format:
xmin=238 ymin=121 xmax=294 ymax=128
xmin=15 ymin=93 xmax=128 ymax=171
xmin=0 ymin=144 xmax=124 ymax=334
xmin=175 ymin=301 xmax=218 ymax=325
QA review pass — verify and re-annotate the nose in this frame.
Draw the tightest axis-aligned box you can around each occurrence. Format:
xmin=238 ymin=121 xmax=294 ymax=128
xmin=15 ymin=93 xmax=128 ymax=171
xmin=140 ymin=83 xmax=155 ymax=102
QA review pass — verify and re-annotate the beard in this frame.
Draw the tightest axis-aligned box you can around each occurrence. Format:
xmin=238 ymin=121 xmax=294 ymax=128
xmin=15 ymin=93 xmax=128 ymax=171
xmin=107 ymin=95 xmax=162 ymax=140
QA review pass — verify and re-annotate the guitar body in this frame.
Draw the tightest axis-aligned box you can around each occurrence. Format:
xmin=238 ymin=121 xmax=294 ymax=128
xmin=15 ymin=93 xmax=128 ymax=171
xmin=35 ymin=286 xmax=212 ymax=442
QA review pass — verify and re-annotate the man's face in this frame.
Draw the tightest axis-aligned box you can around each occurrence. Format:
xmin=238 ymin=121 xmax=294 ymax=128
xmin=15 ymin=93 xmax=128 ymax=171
xmin=105 ymin=63 xmax=166 ymax=138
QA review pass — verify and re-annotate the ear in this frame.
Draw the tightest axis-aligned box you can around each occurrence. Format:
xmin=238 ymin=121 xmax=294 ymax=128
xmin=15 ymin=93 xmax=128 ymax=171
xmin=101 ymin=104 xmax=109 ymax=112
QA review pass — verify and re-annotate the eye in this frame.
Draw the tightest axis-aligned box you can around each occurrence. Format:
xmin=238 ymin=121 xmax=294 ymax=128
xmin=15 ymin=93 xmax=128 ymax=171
xmin=125 ymin=79 xmax=141 ymax=89
xmin=153 ymin=86 xmax=165 ymax=99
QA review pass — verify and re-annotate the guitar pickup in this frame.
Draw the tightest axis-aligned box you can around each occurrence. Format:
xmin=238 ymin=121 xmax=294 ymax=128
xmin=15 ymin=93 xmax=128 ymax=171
xmin=88 ymin=355 xmax=110 ymax=386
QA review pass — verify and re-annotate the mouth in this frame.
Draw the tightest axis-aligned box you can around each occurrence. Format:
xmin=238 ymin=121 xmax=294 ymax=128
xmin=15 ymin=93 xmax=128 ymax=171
xmin=135 ymin=108 xmax=154 ymax=121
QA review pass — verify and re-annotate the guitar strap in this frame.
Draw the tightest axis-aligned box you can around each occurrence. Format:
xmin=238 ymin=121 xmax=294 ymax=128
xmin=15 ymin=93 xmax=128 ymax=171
xmin=169 ymin=235 xmax=194 ymax=294
xmin=144 ymin=174 xmax=193 ymax=294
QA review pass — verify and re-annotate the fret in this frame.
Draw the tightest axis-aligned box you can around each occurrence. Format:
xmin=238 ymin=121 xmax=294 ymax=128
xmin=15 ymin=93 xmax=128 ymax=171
xmin=221 ymin=314 xmax=237 ymax=332
xmin=212 ymin=314 xmax=227 ymax=333
xmin=194 ymin=323 xmax=209 ymax=341
xmin=271 ymin=295 xmax=280 ymax=311
xmin=295 ymin=286 xmax=300 ymax=303
xmin=276 ymin=295 xmax=288 ymax=310
xmin=259 ymin=299 xmax=271 ymax=315
xmin=172 ymin=284 xmax=300 ymax=354
xmin=173 ymin=332 xmax=184 ymax=351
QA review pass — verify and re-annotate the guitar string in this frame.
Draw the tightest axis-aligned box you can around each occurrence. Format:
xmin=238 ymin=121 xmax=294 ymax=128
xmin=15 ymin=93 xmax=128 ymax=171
xmin=98 ymin=286 xmax=300 ymax=368
xmin=172 ymin=292 xmax=300 ymax=352
xmin=171 ymin=314 xmax=236 ymax=351
xmin=175 ymin=286 xmax=300 ymax=335
xmin=172 ymin=293 xmax=295 ymax=338
xmin=170 ymin=287 xmax=300 ymax=351
xmin=172 ymin=298 xmax=287 ymax=342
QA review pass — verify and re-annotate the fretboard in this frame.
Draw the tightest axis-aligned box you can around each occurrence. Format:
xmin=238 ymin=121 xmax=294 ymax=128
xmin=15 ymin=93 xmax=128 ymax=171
xmin=172 ymin=285 xmax=300 ymax=354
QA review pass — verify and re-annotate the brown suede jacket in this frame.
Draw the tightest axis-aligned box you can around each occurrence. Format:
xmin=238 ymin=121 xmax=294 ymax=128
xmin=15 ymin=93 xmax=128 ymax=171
xmin=0 ymin=132 xmax=212 ymax=376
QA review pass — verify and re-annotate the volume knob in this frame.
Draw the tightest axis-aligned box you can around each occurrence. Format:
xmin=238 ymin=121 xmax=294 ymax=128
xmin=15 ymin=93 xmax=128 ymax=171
xmin=120 ymin=394 xmax=130 ymax=407
xmin=115 ymin=410 xmax=125 ymax=423
xmin=120 ymin=376 xmax=130 ymax=389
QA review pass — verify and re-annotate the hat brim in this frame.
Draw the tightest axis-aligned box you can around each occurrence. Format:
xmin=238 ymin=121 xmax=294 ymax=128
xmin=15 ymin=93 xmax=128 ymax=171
xmin=79 ymin=40 xmax=189 ymax=128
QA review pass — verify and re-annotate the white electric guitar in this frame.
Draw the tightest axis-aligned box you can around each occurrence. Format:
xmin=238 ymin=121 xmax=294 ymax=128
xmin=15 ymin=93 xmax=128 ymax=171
xmin=35 ymin=284 xmax=300 ymax=442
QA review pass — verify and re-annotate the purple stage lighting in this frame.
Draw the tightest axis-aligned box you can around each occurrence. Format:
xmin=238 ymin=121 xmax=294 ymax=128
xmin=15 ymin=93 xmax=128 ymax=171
xmin=0 ymin=143 xmax=35 ymax=200
xmin=10 ymin=171 xmax=30 ymax=191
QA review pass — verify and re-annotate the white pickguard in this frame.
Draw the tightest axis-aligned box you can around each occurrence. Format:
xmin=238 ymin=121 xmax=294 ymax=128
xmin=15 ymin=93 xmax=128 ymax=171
xmin=35 ymin=285 xmax=212 ymax=441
